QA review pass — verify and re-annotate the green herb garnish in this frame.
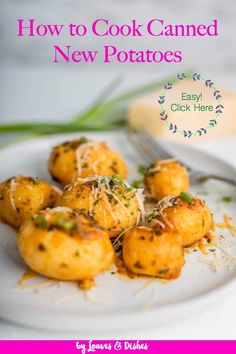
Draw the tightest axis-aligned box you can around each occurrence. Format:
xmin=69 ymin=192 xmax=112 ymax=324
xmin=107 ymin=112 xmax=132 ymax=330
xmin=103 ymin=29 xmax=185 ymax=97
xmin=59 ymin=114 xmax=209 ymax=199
xmin=110 ymin=174 xmax=124 ymax=186
xmin=180 ymin=192 xmax=194 ymax=204
xmin=112 ymin=174 xmax=122 ymax=181
xmin=54 ymin=215 xmax=76 ymax=231
xmin=32 ymin=178 xmax=40 ymax=185
xmin=0 ymin=73 xmax=194 ymax=141
xmin=79 ymin=136 xmax=88 ymax=144
xmin=222 ymin=196 xmax=232 ymax=203
xmin=62 ymin=220 xmax=76 ymax=231
xmin=138 ymin=165 xmax=148 ymax=176
xmin=34 ymin=214 xmax=48 ymax=229
xmin=131 ymin=179 xmax=143 ymax=188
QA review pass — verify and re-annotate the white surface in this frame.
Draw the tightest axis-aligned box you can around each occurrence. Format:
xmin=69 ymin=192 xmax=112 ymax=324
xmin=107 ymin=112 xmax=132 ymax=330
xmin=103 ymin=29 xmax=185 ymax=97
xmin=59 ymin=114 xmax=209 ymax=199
xmin=0 ymin=132 xmax=236 ymax=338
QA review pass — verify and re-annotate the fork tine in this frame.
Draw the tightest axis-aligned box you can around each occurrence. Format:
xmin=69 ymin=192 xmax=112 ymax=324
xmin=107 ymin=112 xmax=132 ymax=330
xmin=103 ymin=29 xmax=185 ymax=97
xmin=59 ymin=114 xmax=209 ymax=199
xmin=128 ymin=128 xmax=169 ymax=163
xmin=139 ymin=129 xmax=192 ymax=170
xmin=132 ymin=131 xmax=160 ymax=162
xmin=129 ymin=127 xmax=190 ymax=170
xmin=127 ymin=129 xmax=153 ymax=164
xmin=128 ymin=128 xmax=236 ymax=188
xmin=139 ymin=129 xmax=173 ymax=160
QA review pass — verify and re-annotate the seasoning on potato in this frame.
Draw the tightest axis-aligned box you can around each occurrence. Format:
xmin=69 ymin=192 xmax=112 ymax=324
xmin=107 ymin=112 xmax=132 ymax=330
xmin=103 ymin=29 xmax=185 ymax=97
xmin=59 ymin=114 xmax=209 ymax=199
xmin=147 ymin=193 xmax=213 ymax=247
xmin=144 ymin=159 xmax=189 ymax=200
xmin=59 ymin=175 xmax=145 ymax=237
xmin=48 ymin=137 xmax=127 ymax=186
xmin=0 ymin=133 xmax=221 ymax=289
xmin=17 ymin=207 xmax=114 ymax=281
xmin=0 ymin=175 xmax=61 ymax=228
xmin=122 ymin=226 xmax=184 ymax=279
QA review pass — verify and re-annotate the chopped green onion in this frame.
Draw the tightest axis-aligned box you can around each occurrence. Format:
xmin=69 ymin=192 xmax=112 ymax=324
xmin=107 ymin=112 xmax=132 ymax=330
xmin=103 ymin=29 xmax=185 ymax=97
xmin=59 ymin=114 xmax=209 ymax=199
xmin=34 ymin=214 xmax=48 ymax=229
xmin=54 ymin=215 xmax=76 ymax=231
xmin=32 ymin=178 xmax=40 ymax=185
xmin=222 ymin=196 xmax=232 ymax=203
xmin=112 ymin=174 xmax=123 ymax=180
xmin=180 ymin=192 xmax=194 ymax=204
xmin=138 ymin=165 xmax=148 ymax=176
xmin=0 ymin=73 xmax=194 ymax=137
xmin=131 ymin=179 xmax=143 ymax=188
xmin=111 ymin=174 xmax=124 ymax=186
xmin=197 ymin=176 xmax=208 ymax=184
xmin=62 ymin=220 xmax=76 ymax=231
xmin=79 ymin=136 xmax=89 ymax=144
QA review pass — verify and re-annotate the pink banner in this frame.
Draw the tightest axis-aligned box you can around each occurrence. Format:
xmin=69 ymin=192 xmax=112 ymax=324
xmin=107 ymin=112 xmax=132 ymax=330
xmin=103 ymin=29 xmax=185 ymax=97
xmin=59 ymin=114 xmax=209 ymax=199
xmin=0 ymin=340 xmax=236 ymax=354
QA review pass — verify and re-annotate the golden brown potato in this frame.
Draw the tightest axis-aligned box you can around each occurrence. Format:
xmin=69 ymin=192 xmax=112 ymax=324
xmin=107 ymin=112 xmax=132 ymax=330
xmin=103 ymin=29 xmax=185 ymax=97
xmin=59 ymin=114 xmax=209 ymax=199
xmin=147 ymin=194 xmax=213 ymax=247
xmin=59 ymin=175 xmax=145 ymax=237
xmin=48 ymin=137 xmax=127 ymax=186
xmin=123 ymin=226 xmax=184 ymax=279
xmin=17 ymin=207 xmax=114 ymax=281
xmin=144 ymin=160 xmax=189 ymax=200
xmin=0 ymin=175 xmax=61 ymax=228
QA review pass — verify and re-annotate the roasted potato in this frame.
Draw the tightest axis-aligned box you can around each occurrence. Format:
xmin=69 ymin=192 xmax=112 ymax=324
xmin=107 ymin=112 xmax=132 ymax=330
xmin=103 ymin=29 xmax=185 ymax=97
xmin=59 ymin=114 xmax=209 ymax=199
xmin=0 ymin=175 xmax=61 ymax=228
xmin=59 ymin=175 xmax=145 ymax=237
xmin=123 ymin=226 xmax=184 ymax=279
xmin=144 ymin=160 xmax=189 ymax=200
xmin=17 ymin=207 xmax=114 ymax=281
xmin=48 ymin=137 xmax=127 ymax=186
xmin=147 ymin=194 xmax=213 ymax=247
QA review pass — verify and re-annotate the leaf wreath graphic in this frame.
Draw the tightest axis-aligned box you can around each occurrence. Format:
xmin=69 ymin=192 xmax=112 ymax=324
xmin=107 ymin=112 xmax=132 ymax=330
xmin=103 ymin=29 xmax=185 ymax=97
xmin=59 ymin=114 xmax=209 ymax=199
xmin=158 ymin=95 xmax=165 ymax=104
xmin=197 ymin=128 xmax=207 ymax=136
xmin=164 ymin=82 xmax=173 ymax=90
xmin=159 ymin=72 xmax=223 ymax=138
xmin=215 ymin=104 xmax=224 ymax=114
xmin=160 ymin=110 xmax=168 ymax=120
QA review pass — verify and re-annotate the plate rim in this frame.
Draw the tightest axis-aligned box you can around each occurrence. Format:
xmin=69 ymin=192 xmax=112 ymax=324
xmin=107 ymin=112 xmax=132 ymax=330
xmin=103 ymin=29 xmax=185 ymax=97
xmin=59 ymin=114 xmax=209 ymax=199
xmin=1 ymin=131 xmax=236 ymax=331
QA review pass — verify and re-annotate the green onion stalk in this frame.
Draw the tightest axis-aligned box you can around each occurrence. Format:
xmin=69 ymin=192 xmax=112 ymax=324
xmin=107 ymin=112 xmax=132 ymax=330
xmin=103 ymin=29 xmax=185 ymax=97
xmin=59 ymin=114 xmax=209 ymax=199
xmin=0 ymin=72 xmax=193 ymax=136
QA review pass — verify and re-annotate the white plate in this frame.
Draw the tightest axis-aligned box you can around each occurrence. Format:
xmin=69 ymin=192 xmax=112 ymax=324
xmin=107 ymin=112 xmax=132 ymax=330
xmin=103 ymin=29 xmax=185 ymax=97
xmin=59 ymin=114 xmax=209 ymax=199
xmin=0 ymin=132 xmax=236 ymax=333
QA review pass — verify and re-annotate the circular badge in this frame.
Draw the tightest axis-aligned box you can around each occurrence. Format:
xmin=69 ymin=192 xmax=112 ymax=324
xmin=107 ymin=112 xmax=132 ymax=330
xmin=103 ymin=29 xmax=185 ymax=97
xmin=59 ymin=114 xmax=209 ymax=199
xmin=158 ymin=72 xmax=224 ymax=138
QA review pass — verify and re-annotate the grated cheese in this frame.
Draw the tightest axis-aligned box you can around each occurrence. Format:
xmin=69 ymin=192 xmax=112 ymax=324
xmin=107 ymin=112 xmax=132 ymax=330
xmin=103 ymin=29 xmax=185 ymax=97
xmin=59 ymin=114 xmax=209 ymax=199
xmin=158 ymin=158 xmax=176 ymax=165
xmin=112 ymin=226 xmax=133 ymax=252
xmin=45 ymin=206 xmax=73 ymax=213
xmin=198 ymin=233 xmax=236 ymax=272
xmin=76 ymin=142 xmax=103 ymax=175
xmin=147 ymin=166 xmax=160 ymax=174
xmin=9 ymin=177 xmax=17 ymax=211
xmin=147 ymin=196 xmax=177 ymax=228
xmin=74 ymin=176 xmax=146 ymax=228
xmin=51 ymin=185 xmax=63 ymax=196
xmin=149 ymin=218 xmax=166 ymax=229
xmin=215 ymin=214 xmax=236 ymax=236
xmin=147 ymin=159 xmax=177 ymax=174
xmin=136 ymin=188 xmax=146 ymax=225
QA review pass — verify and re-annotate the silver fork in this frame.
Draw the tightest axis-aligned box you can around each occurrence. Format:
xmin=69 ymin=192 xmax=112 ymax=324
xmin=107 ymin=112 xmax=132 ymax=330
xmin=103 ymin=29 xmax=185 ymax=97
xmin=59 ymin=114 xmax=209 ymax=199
xmin=128 ymin=128 xmax=236 ymax=187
